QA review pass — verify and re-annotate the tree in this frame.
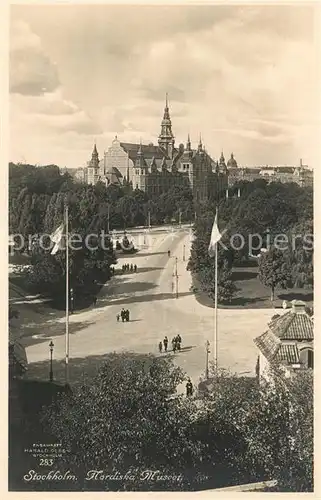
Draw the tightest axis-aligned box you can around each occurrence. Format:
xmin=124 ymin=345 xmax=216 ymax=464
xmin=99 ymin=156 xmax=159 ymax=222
xmin=218 ymin=267 xmax=237 ymax=303
xmin=285 ymin=219 xmax=313 ymax=288
xmin=258 ymin=247 xmax=291 ymax=301
xmin=40 ymin=354 xmax=203 ymax=491
xmin=198 ymin=368 xmax=313 ymax=491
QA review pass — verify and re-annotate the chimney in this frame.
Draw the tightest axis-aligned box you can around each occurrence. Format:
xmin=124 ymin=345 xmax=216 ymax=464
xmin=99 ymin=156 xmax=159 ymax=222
xmin=300 ymin=158 xmax=303 ymax=168
xmin=291 ymin=300 xmax=306 ymax=314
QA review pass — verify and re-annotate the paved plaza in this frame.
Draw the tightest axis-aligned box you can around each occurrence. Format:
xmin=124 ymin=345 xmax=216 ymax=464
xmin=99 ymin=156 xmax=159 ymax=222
xmin=15 ymin=227 xmax=277 ymax=386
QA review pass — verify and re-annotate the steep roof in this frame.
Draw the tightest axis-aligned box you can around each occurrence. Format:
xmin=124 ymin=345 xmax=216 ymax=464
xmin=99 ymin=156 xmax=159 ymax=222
xmin=254 ymin=330 xmax=280 ymax=363
xmin=106 ymin=166 xmax=122 ymax=178
xmin=275 ymin=344 xmax=300 ymax=364
xmin=254 ymin=302 xmax=313 ymax=367
xmin=268 ymin=308 xmax=313 ymax=341
xmin=120 ymin=142 xmax=176 ymax=161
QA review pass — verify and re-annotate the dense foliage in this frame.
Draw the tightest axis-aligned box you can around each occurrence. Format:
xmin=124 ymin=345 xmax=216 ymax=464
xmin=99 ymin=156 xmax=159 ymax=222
xmin=9 ymin=163 xmax=195 ymax=236
xmin=258 ymin=248 xmax=291 ymax=301
xmin=39 ymin=354 xmax=313 ymax=492
xmin=9 ymin=163 xmax=195 ymax=300
xmin=188 ymin=180 xmax=313 ymax=303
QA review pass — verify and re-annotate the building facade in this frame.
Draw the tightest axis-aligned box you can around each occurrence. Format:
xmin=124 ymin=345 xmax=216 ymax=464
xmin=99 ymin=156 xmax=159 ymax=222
xmin=254 ymin=300 xmax=313 ymax=384
xmin=78 ymin=96 xmax=312 ymax=194
xmin=80 ymin=96 xmax=227 ymax=202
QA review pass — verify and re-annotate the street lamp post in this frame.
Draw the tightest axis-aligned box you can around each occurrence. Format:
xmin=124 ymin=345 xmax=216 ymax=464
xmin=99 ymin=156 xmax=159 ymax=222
xmin=49 ymin=340 xmax=54 ymax=382
xmin=205 ymin=340 xmax=210 ymax=379
xmin=183 ymin=244 xmax=186 ymax=261
xmin=175 ymin=257 xmax=179 ymax=299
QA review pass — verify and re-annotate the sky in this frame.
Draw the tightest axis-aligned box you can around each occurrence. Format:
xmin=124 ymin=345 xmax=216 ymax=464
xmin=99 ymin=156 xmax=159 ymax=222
xmin=9 ymin=3 xmax=320 ymax=169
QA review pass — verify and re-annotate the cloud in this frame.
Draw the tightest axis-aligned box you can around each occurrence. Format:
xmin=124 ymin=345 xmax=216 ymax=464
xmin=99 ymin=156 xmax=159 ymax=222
xmin=10 ymin=20 xmax=59 ymax=95
xmin=10 ymin=90 xmax=102 ymax=137
xmin=10 ymin=20 xmax=101 ymax=141
xmin=9 ymin=5 xmax=318 ymax=168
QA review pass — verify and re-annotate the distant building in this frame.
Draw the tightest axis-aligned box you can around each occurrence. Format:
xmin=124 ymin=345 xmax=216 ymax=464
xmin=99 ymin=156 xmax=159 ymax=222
xmin=80 ymin=95 xmax=227 ymax=202
xmin=77 ymin=97 xmax=312 ymax=195
xmin=74 ymin=167 xmax=87 ymax=183
xmin=254 ymin=300 xmax=313 ymax=384
xmin=227 ymin=157 xmax=312 ymax=188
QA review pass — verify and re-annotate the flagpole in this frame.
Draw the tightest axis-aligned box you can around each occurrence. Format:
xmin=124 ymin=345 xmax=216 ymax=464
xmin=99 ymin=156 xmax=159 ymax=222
xmin=208 ymin=204 xmax=221 ymax=375
xmin=65 ymin=203 xmax=69 ymax=385
xmin=214 ymin=238 xmax=218 ymax=372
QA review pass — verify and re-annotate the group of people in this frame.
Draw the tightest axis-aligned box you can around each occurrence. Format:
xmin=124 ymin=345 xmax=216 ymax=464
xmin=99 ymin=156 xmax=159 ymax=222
xmin=172 ymin=334 xmax=182 ymax=352
xmin=158 ymin=334 xmax=182 ymax=353
xmin=117 ymin=308 xmax=131 ymax=322
xmin=121 ymin=263 xmax=137 ymax=273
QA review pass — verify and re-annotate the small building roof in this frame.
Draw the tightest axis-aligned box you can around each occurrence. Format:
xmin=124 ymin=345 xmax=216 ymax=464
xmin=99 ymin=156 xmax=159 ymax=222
xmin=254 ymin=300 xmax=313 ymax=367
xmin=268 ymin=301 xmax=313 ymax=341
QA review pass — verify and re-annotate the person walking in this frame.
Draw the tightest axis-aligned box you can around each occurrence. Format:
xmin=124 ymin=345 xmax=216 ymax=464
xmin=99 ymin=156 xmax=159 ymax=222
xmin=93 ymin=296 xmax=97 ymax=307
xmin=116 ymin=314 xmax=120 ymax=322
xmin=130 ymin=264 xmax=133 ymax=272
xmin=158 ymin=341 xmax=163 ymax=353
xmin=171 ymin=337 xmax=176 ymax=352
xmin=186 ymin=378 xmax=193 ymax=397
xmin=134 ymin=264 xmax=137 ymax=273
xmin=126 ymin=309 xmax=130 ymax=322
xmin=163 ymin=336 xmax=168 ymax=352
xmin=177 ymin=334 xmax=182 ymax=350
xmin=121 ymin=308 xmax=125 ymax=322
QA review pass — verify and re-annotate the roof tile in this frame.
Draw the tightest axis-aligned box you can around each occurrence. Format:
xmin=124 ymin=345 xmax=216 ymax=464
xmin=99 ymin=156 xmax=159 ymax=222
xmin=269 ymin=311 xmax=313 ymax=341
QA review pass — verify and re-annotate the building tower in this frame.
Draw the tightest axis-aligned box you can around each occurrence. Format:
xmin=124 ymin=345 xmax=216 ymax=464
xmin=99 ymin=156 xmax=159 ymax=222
xmin=87 ymin=143 xmax=100 ymax=184
xmin=198 ymin=134 xmax=203 ymax=153
xmin=186 ymin=133 xmax=191 ymax=152
xmin=134 ymin=141 xmax=148 ymax=192
xmin=158 ymin=93 xmax=175 ymax=159
xmin=219 ymin=151 xmax=227 ymax=172
xmin=227 ymin=152 xmax=237 ymax=169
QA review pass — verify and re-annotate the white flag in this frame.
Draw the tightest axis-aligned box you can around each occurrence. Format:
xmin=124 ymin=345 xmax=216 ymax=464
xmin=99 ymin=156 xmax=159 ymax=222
xmin=50 ymin=223 xmax=65 ymax=255
xmin=208 ymin=212 xmax=222 ymax=257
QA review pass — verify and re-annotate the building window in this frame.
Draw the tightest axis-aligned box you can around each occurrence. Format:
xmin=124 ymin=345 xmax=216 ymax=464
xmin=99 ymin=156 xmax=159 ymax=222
xmin=300 ymin=348 xmax=314 ymax=369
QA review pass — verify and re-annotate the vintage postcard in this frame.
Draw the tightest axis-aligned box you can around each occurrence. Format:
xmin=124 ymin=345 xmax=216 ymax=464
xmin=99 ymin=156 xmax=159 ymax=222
xmin=8 ymin=2 xmax=316 ymax=494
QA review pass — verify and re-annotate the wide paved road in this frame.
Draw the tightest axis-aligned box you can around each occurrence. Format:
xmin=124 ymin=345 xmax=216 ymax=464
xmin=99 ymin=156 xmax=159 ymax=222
xmin=26 ymin=228 xmax=275 ymax=384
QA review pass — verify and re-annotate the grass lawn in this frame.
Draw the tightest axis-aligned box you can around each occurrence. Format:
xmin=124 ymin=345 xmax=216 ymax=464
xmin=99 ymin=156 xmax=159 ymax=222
xmin=193 ymin=265 xmax=313 ymax=310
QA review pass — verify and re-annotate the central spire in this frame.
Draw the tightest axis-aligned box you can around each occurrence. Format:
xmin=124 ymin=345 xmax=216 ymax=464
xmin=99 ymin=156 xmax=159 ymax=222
xmin=158 ymin=93 xmax=175 ymax=159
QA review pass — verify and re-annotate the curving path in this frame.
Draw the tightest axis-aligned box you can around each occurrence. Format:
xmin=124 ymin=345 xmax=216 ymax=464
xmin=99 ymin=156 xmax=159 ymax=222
xmin=24 ymin=228 xmax=277 ymax=384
